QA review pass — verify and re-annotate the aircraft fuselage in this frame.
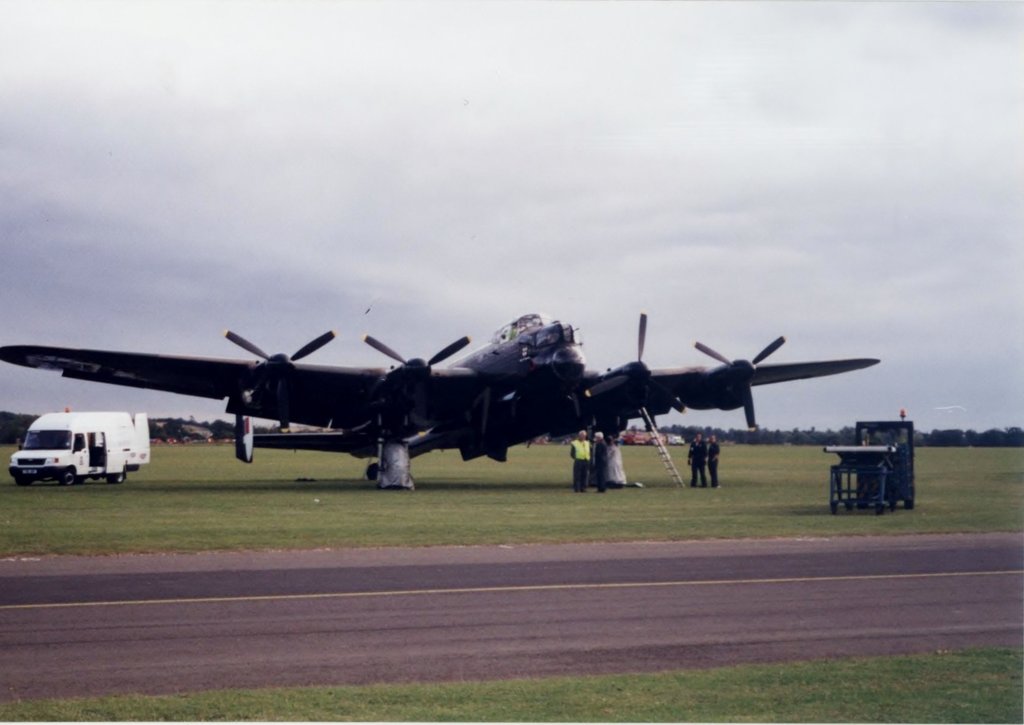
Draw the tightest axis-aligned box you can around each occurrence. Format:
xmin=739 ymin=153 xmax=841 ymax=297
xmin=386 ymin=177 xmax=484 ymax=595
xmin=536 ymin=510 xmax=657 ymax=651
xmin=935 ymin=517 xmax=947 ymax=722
xmin=457 ymin=315 xmax=584 ymax=384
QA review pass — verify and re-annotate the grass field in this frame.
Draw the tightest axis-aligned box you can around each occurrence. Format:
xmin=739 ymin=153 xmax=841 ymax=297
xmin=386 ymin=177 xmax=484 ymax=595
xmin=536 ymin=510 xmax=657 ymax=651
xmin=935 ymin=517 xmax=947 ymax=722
xmin=1 ymin=443 xmax=1021 ymax=721
xmin=1 ymin=648 xmax=1019 ymax=723
xmin=0 ymin=443 xmax=1021 ymax=555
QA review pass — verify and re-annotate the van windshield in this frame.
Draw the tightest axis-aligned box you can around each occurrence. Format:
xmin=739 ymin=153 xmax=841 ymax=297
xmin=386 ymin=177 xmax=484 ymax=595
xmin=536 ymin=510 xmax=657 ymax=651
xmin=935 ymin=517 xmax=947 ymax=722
xmin=23 ymin=430 xmax=72 ymax=450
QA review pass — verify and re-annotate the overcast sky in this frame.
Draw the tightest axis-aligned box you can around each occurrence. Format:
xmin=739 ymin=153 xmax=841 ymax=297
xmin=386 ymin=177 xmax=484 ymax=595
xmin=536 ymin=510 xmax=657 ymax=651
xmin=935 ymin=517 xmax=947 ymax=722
xmin=1 ymin=0 xmax=1021 ymax=433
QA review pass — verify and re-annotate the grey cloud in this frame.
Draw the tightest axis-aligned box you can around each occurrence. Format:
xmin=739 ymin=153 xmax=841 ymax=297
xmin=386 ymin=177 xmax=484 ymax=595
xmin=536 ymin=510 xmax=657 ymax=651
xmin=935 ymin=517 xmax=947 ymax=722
xmin=0 ymin=1 xmax=1020 ymax=432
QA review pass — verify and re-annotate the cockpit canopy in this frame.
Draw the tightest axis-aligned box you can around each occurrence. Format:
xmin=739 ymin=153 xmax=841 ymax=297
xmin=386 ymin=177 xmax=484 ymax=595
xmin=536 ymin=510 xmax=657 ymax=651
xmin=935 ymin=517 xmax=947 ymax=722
xmin=490 ymin=314 xmax=554 ymax=344
xmin=490 ymin=314 xmax=576 ymax=348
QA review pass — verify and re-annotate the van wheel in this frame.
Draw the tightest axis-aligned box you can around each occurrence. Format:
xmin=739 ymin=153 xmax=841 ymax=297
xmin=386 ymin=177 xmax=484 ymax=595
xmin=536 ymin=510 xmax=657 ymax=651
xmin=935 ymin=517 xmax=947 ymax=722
xmin=14 ymin=475 xmax=31 ymax=487
xmin=106 ymin=467 xmax=126 ymax=484
xmin=58 ymin=468 xmax=77 ymax=486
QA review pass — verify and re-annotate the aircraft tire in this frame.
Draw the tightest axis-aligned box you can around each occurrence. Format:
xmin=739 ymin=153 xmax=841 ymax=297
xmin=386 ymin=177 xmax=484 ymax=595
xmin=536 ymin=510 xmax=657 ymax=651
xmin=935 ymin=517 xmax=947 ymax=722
xmin=366 ymin=462 xmax=380 ymax=482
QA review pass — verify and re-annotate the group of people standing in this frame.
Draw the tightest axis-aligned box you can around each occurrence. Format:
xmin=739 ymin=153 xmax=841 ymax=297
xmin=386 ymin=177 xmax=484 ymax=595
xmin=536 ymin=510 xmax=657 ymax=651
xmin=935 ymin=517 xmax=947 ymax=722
xmin=569 ymin=430 xmax=627 ymax=493
xmin=687 ymin=432 xmax=720 ymax=488
xmin=570 ymin=430 xmax=722 ymax=491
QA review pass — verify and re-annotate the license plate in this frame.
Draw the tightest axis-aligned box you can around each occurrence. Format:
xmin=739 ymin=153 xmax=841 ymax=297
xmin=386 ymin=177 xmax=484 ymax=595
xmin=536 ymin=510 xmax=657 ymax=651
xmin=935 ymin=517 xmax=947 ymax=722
xmin=22 ymin=469 xmax=38 ymax=474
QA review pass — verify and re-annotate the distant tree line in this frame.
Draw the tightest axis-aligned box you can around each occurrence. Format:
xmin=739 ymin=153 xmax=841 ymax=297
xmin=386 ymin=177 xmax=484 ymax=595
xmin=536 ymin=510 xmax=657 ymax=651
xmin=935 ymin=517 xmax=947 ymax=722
xmin=0 ymin=413 xmax=275 ymax=445
xmin=662 ymin=424 xmax=1024 ymax=448
xmin=0 ymin=411 xmax=1021 ymax=447
xmin=147 ymin=417 xmax=278 ymax=442
xmin=151 ymin=417 xmax=236 ymax=441
xmin=0 ymin=412 xmax=35 ymax=445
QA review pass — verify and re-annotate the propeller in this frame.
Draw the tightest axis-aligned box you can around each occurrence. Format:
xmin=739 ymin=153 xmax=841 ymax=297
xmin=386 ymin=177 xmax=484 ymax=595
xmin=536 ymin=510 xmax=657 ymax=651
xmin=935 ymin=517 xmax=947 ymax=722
xmin=224 ymin=330 xmax=337 ymax=429
xmin=363 ymin=334 xmax=471 ymax=369
xmin=226 ymin=330 xmax=337 ymax=364
xmin=693 ymin=336 xmax=786 ymax=430
xmin=584 ymin=373 xmax=629 ymax=399
xmin=583 ymin=313 xmax=684 ymax=487
xmin=637 ymin=311 xmax=647 ymax=362
xmin=362 ymin=333 xmax=472 ymax=424
xmin=584 ymin=313 xmax=684 ymax=412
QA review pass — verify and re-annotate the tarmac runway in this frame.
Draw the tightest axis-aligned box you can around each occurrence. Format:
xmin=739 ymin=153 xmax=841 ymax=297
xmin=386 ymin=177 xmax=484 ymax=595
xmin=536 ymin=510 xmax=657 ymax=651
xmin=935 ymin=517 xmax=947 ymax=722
xmin=1 ymin=533 xmax=1021 ymax=702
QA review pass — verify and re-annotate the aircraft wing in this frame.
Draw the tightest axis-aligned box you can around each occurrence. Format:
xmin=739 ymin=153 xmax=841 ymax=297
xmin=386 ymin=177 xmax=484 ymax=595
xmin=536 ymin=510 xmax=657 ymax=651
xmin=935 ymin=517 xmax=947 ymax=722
xmin=253 ymin=426 xmax=465 ymax=460
xmin=647 ymin=357 xmax=879 ymax=399
xmin=0 ymin=344 xmax=386 ymax=427
xmin=750 ymin=359 xmax=881 ymax=386
xmin=579 ymin=313 xmax=880 ymax=429
xmin=640 ymin=356 xmax=879 ymax=423
xmin=0 ymin=343 xmax=489 ymax=430
xmin=0 ymin=345 xmax=251 ymax=399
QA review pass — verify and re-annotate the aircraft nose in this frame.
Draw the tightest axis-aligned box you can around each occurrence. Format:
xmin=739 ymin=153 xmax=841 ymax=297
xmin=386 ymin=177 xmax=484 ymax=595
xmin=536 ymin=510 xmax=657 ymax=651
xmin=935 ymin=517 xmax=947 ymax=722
xmin=551 ymin=346 xmax=585 ymax=383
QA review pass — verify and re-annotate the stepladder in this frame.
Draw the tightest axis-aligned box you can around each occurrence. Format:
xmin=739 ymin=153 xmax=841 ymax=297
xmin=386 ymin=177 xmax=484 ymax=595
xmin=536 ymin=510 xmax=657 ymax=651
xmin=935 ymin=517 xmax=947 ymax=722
xmin=640 ymin=408 xmax=684 ymax=486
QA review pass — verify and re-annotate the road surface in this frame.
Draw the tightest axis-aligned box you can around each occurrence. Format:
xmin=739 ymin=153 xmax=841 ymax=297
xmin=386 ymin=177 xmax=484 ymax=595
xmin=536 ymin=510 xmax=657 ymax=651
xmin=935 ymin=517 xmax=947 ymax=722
xmin=0 ymin=533 xmax=1020 ymax=701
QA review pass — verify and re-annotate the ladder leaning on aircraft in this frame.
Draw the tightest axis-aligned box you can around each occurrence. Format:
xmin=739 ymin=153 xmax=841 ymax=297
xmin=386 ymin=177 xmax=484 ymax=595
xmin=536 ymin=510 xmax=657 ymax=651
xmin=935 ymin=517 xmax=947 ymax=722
xmin=0 ymin=312 xmax=879 ymax=488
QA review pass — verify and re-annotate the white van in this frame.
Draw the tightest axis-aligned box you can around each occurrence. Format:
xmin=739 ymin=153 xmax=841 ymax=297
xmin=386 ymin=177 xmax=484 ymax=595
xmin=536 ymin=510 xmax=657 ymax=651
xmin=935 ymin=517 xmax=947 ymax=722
xmin=9 ymin=412 xmax=150 ymax=486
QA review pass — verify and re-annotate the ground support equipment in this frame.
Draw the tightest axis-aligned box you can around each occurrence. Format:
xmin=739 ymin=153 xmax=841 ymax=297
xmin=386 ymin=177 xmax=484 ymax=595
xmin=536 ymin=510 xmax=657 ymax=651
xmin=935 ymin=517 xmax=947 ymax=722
xmin=824 ymin=419 xmax=916 ymax=515
xmin=825 ymin=446 xmax=899 ymax=515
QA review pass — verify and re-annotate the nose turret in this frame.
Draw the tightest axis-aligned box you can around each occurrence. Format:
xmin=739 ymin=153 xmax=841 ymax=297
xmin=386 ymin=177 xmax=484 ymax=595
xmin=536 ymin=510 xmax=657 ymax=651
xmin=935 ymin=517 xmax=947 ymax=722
xmin=551 ymin=345 xmax=585 ymax=383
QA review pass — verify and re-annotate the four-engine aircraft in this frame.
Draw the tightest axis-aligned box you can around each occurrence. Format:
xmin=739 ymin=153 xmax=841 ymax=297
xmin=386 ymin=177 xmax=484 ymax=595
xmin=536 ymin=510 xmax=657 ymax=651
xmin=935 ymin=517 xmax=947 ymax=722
xmin=0 ymin=313 xmax=878 ymax=484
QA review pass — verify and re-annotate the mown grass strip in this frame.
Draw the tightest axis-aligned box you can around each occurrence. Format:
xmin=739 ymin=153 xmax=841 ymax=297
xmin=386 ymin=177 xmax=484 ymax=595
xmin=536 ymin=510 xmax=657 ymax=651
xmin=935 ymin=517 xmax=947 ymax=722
xmin=0 ymin=445 xmax=1021 ymax=556
xmin=1 ymin=648 xmax=1019 ymax=722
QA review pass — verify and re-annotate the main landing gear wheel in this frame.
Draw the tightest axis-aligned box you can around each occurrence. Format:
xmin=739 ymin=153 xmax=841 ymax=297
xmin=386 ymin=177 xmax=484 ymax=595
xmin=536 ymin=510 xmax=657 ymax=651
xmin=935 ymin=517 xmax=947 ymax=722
xmin=365 ymin=462 xmax=380 ymax=482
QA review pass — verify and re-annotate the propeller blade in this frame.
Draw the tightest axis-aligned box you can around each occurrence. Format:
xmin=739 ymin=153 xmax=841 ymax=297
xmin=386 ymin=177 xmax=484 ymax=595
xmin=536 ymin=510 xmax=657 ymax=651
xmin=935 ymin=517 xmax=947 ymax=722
xmin=428 ymin=335 xmax=472 ymax=366
xmin=276 ymin=377 xmax=291 ymax=430
xmin=585 ymin=375 xmax=628 ymax=398
xmin=640 ymin=406 xmax=658 ymax=434
xmin=478 ymin=387 xmax=491 ymax=436
xmin=225 ymin=331 xmax=270 ymax=360
xmin=741 ymin=385 xmax=757 ymax=430
xmin=752 ymin=336 xmax=786 ymax=365
xmin=692 ymin=335 xmax=786 ymax=428
xmin=638 ymin=312 xmax=648 ymax=362
xmin=363 ymin=335 xmax=407 ymax=365
xmin=694 ymin=341 xmax=732 ymax=366
xmin=650 ymin=379 xmax=685 ymax=412
xmin=292 ymin=330 xmax=337 ymax=361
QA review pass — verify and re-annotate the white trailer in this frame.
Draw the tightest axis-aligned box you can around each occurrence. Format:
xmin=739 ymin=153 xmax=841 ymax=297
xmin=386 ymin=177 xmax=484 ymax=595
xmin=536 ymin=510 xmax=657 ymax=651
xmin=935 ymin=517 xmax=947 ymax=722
xmin=9 ymin=412 xmax=150 ymax=486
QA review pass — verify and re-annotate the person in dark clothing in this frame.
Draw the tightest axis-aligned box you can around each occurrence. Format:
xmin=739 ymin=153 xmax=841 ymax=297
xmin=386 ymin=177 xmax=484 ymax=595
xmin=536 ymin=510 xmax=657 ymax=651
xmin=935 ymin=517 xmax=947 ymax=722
xmin=707 ymin=434 xmax=720 ymax=488
xmin=688 ymin=433 xmax=708 ymax=488
xmin=591 ymin=432 xmax=608 ymax=493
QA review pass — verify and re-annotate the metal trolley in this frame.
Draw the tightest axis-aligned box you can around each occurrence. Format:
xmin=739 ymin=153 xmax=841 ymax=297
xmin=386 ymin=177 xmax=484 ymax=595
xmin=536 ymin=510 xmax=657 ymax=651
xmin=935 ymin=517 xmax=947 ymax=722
xmin=825 ymin=420 xmax=915 ymax=515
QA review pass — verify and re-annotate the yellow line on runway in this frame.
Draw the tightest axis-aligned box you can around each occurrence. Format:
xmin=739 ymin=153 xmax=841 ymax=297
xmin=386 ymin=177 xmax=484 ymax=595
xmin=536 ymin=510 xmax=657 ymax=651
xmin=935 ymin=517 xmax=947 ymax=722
xmin=2 ymin=569 xmax=1021 ymax=612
